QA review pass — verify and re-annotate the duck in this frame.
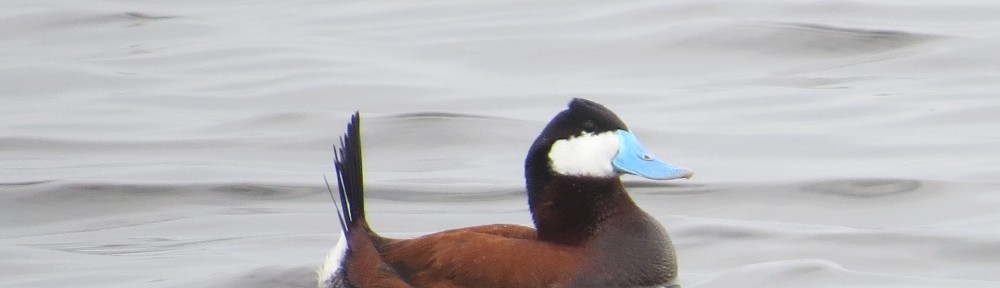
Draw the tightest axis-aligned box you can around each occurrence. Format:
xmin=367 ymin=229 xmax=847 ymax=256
xmin=319 ymin=98 xmax=692 ymax=288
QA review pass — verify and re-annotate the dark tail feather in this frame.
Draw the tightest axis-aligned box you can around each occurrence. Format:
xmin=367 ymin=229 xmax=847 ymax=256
xmin=326 ymin=113 xmax=409 ymax=288
xmin=334 ymin=112 xmax=366 ymax=232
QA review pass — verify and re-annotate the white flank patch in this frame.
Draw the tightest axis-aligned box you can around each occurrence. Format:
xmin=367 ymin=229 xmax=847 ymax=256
xmin=317 ymin=232 xmax=348 ymax=287
xmin=548 ymin=130 xmax=620 ymax=177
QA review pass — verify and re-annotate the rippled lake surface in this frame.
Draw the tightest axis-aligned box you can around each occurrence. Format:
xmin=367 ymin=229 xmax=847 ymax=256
xmin=2 ymin=1 xmax=999 ymax=287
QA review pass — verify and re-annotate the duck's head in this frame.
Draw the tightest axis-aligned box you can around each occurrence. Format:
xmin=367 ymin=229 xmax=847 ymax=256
xmin=526 ymin=98 xmax=692 ymax=195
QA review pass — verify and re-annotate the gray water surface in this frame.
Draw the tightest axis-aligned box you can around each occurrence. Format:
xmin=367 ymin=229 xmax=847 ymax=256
xmin=3 ymin=1 xmax=1000 ymax=287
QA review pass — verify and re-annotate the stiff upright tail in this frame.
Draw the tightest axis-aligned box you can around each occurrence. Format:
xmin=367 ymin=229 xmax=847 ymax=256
xmin=320 ymin=113 xmax=412 ymax=288
xmin=320 ymin=112 xmax=368 ymax=288
xmin=333 ymin=112 xmax=366 ymax=232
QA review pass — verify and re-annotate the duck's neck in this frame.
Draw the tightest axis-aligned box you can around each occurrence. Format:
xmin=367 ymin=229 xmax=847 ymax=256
xmin=529 ymin=176 xmax=637 ymax=245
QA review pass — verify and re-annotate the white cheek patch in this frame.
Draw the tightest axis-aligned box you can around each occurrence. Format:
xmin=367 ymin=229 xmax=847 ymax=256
xmin=548 ymin=131 xmax=620 ymax=178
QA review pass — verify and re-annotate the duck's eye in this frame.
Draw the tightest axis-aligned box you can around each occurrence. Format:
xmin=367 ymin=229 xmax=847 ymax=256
xmin=641 ymin=154 xmax=653 ymax=161
xmin=582 ymin=120 xmax=595 ymax=130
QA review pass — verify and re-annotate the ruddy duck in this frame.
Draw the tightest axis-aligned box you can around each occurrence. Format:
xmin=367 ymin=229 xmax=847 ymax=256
xmin=320 ymin=98 xmax=691 ymax=288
